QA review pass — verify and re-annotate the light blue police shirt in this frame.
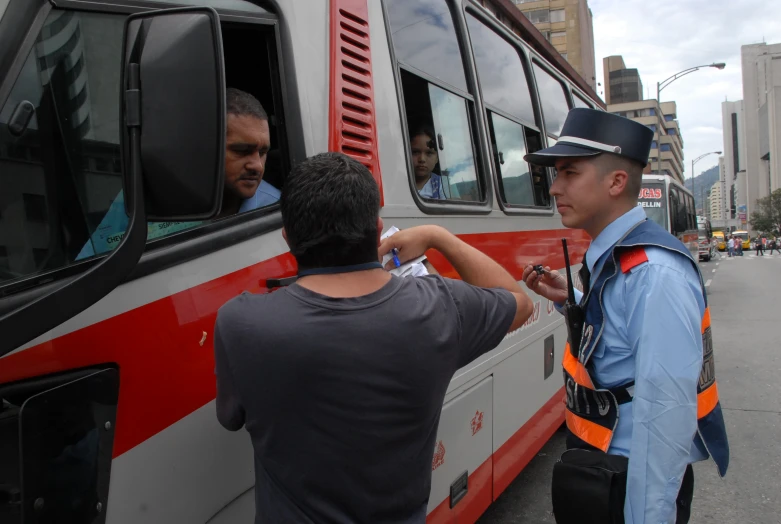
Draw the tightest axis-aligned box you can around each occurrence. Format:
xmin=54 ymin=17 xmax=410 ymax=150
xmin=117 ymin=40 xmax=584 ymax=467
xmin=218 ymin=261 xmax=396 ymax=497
xmin=76 ymin=180 xmax=280 ymax=260
xmin=558 ymin=205 xmax=708 ymax=524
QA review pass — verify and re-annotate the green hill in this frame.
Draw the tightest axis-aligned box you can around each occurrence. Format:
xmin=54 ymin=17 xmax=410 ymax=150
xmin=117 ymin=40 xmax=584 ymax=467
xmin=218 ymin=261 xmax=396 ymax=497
xmin=684 ymin=165 xmax=719 ymax=214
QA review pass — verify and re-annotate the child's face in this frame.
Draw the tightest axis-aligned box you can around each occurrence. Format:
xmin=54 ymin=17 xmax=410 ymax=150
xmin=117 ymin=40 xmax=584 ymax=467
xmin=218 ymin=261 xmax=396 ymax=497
xmin=411 ymin=134 xmax=438 ymax=178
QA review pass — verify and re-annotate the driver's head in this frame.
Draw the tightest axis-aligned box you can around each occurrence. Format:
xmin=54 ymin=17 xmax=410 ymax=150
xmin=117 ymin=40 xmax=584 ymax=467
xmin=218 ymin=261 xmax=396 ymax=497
xmin=225 ymin=88 xmax=270 ymax=201
xmin=281 ymin=152 xmax=381 ymax=271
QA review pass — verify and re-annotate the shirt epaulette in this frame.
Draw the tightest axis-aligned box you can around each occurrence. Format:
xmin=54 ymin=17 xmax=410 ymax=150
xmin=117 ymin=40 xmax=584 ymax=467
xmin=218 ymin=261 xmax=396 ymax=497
xmin=618 ymin=247 xmax=648 ymax=274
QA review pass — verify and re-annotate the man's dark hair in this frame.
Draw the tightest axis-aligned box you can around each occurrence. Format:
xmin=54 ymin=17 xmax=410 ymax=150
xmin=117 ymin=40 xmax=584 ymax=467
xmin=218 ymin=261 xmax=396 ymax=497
xmin=226 ymin=87 xmax=268 ymax=121
xmin=594 ymin=153 xmax=644 ymax=200
xmin=281 ymin=152 xmax=380 ymax=270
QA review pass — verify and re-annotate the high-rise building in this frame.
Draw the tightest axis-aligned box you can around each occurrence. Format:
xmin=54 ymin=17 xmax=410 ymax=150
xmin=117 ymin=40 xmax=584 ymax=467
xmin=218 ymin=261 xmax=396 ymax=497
xmin=511 ymin=0 xmax=597 ymax=91
xmin=709 ymin=179 xmax=724 ymax=220
xmin=603 ymin=55 xmax=643 ymax=105
xmin=741 ymin=43 xmax=781 ymax=222
xmin=721 ymin=101 xmax=747 ymax=226
xmin=608 ymin=99 xmax=685 ymax=184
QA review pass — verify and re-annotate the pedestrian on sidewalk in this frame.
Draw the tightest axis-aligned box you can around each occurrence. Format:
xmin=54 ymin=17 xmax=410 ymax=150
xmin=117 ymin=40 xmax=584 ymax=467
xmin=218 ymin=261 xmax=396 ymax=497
xmin=520 ymin=108 xmax=729 ymax=524
xmin=727 ymin=235 xmax=734 ymax=257
xmin=214 ymin=152 xmax=534 ymax=524
xmin=736 ymin=236 xmax=744 ymax=256
xmin=756 ymin=235 xmax=764 ymax=256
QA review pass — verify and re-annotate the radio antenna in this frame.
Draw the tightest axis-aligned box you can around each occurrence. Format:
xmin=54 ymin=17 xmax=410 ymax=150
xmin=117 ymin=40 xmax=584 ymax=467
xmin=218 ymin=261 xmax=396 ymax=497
xmin=561 ymin=238 xmax=576 ymax=304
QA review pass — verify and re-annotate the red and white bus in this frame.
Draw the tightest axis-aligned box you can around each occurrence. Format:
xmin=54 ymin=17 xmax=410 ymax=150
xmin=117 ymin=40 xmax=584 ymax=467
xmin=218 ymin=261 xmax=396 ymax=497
xmin=640 ymin=174 xmax=699 ymax=262
xmin=0 ymin=0 xmax=601 ymax=522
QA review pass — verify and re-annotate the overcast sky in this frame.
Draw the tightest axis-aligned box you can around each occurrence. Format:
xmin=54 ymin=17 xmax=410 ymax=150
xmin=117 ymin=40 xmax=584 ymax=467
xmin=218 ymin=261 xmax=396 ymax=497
xmin=591 ymin=0 xmax=781 ymax=179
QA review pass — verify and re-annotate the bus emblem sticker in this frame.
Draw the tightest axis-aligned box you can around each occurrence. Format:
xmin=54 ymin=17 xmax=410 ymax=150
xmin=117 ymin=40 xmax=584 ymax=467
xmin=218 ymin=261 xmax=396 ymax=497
xmin=432 ymin=441 xmax=446 ymax=471
xmin=471 ymin=411 xmax=484 ymax=436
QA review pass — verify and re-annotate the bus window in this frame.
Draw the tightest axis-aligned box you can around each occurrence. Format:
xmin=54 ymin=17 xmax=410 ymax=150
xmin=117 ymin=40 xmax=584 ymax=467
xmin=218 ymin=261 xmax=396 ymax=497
xmin=489 ymin=114 xmax=534 ymax=206
xmin=0 ymin=8 xmax=288 ymax=288
xmin=465 ymin=13 xmax=549 ymax=208
xmin=669 ymin=187 xmax=687 ymax=235
xmin=669 ymin=190 xmax=679 ymax=235
xmin=465 ymin=14 xmax=534 ymax=124
xmin=572 ymin=92 xmax=592 ymax=109
xmin=0 ymin=10 xmax=128 ymax=286
xmin=532 ymin=62 xmax=570 ymax=137
xmin=389 ymin=0 xmax=481 ymax=203
xmin=686 ymin=194 xmax=697 ymax=230
xmin=387 ymin=0 xmax=467 ymax=93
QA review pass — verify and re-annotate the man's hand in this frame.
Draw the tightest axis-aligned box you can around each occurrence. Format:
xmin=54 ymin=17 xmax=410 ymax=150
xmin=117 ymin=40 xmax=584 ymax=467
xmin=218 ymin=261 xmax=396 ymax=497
xmin=378 ymin=225 xmax=444 ymax=269
xmin=522 ymin=264 xmax=568 ymax=304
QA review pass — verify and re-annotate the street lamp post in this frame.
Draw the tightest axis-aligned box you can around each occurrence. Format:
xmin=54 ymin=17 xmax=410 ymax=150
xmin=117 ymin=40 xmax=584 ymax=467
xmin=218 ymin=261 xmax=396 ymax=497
xmin=692 ymin=151 xmax=722 ymax=216
xmin=655 ymin=62 xmax=726 ymax=178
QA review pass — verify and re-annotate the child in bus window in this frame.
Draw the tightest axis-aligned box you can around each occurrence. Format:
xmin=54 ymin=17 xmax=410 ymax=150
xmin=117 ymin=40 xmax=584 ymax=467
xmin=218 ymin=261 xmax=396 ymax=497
xmin=410 ymin=124 xmax=447 ymax=200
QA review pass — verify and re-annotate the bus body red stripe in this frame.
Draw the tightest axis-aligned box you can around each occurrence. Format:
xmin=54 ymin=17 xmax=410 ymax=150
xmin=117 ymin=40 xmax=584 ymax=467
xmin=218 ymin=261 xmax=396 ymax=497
xmin=0 ymin=230 xmax=585 ymax=458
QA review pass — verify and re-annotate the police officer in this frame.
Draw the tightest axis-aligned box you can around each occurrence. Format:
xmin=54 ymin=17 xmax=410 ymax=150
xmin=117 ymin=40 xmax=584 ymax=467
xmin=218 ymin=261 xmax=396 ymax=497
xmin=521 ymin=109 xmax=729 ymax=524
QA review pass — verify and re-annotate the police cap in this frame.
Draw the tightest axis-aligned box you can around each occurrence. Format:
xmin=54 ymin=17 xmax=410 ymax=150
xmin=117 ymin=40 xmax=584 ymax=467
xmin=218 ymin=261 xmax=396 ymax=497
xmin=524 ymin=108 xmax=654 ymax=168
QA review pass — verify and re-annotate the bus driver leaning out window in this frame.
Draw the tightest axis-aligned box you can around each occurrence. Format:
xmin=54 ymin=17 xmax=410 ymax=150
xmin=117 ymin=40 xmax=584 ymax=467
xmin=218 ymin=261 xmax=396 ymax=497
xmin=77 ymin=88 xmax=280 ymax=259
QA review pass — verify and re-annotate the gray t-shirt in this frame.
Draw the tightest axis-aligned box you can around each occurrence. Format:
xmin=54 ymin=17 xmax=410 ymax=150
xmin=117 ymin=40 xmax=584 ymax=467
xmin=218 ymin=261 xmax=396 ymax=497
xmin=214 ymin=274 xmax=516 ymax=524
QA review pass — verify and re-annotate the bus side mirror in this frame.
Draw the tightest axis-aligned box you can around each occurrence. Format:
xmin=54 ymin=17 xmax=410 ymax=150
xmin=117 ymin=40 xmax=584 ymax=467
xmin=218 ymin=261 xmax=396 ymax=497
xmin=121 ymin=7 xmax=225 ymax=221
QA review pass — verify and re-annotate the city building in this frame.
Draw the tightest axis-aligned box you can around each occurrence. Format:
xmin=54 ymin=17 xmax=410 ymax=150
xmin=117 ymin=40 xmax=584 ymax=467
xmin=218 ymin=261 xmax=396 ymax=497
xmin=709 ymin=179 xmax=724 ymax=220
xmin=608 ymin=99 xmax=685 ymax=184
xmin=721 ymin=101 xmax=747 ymax=226
xmin=743 ymin=43 xmax=781 ymax=196
xmin=512 ymin=0 xmax=597 ymax=91
xmin=603 ymin=55 xmax=643 ymax=105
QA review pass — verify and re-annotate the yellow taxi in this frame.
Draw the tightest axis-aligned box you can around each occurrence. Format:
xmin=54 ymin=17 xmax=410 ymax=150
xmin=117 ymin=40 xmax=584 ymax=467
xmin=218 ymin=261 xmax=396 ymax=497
xmin=713 ymin=231 xmax=726 ymax=251
xmin=733 ymin=231 xmax=751 ymax=250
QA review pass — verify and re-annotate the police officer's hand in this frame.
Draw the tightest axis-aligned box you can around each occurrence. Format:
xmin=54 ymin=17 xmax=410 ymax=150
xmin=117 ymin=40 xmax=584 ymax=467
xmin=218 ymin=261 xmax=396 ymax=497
xmin=522 ymin=264 xmax=568 ymax=304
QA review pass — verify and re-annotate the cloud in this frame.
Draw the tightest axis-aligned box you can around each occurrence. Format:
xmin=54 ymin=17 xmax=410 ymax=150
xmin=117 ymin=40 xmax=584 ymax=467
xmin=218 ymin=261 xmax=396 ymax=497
xmin=591 ymin=0 xmax=781 ymax=178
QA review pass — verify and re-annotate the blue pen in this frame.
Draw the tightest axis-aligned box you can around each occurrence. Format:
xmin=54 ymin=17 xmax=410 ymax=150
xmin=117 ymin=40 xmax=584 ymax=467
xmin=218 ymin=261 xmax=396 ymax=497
xmin=391 ymin=248 xmax=401 ymax=268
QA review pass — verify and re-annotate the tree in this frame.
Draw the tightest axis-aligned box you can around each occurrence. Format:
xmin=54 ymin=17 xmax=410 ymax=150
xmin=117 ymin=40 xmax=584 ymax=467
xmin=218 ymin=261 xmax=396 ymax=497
xmin=749 ymin=189 xmax=781 ymax=234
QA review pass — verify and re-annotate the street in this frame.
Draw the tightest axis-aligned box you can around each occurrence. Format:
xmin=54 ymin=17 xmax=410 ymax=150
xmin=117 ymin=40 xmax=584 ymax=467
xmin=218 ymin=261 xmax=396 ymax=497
xmin=479 ymin=251 xmax=781 ymax=523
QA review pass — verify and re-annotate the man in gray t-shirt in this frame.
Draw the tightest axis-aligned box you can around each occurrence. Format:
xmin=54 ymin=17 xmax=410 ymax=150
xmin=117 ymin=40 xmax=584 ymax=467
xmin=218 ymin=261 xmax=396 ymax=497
xmin=215 ymin=152 xmax=533 ymax=524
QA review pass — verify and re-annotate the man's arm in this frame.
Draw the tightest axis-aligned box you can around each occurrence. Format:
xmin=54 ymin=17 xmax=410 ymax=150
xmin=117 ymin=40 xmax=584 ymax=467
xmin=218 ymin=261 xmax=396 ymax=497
xmin=214 ymin=316 xmax=246 ymax=431
xmin=623 ymin=262 xmax=703 ymax=524
xmin=379 ymin=225 xmax=533 ymax=331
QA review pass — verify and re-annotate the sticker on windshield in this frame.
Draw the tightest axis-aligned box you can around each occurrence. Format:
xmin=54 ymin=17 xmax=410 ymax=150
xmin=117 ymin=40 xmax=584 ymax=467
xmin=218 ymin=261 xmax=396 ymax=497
xmin=639 ymin=188 xmax=662 ymax=199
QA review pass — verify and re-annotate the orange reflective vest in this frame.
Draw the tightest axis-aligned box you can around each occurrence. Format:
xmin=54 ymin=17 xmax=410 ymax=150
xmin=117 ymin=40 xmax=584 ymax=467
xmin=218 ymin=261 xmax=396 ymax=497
xmin=562 ymin=219 xmax=729 ymax=477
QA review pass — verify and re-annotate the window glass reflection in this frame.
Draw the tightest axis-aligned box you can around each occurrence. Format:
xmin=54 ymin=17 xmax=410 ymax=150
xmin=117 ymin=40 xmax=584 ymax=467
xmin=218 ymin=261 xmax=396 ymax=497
xmin=429 ymin=84 xmax=480 ymax=201
xmin=491 ymin=113 xmax=534 ymax=206
xmin=466 ymin=14 xmax=535 ymax=124
xmin=573 ymin=93 xmax=591 ymax=109
xmin=533 ymin=63 xmax=569 ymax=136
xmin=387 ymin=0 xmax=468 ymax=93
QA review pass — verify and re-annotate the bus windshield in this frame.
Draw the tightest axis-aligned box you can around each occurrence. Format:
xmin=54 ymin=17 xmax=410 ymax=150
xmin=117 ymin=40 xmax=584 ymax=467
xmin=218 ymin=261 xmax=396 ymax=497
xmin=638 ymin=183 xmax=667 ymax=230
xmin=733 ymin=231 xmax=748 ymax=241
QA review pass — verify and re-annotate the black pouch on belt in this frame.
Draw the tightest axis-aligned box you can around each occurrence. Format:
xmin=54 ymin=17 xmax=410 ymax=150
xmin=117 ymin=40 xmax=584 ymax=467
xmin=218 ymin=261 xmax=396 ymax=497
xmin=551 ymin=448 xmax=628 ymax=524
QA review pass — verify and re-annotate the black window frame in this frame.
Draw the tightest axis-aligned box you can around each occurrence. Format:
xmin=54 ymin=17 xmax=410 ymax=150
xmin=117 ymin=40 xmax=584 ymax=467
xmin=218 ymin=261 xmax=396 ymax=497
xmin=525 ymin=52 xmax=574 ymax=199
xmin=381 ymin=0 xmax=494 ymax=215
xmin=571 ymin=89 xmax=594 ymax=109
xmin=0 ymin=0 xmax=301 ymax=301
xmin=463 ymin=5 xmax=553 ymax=215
